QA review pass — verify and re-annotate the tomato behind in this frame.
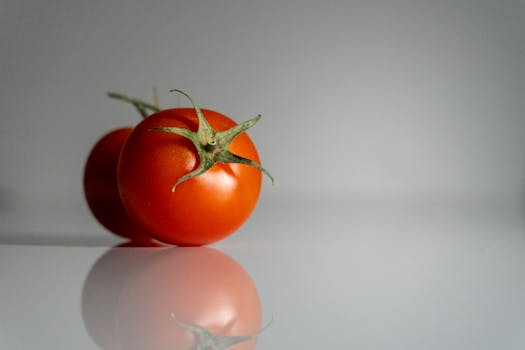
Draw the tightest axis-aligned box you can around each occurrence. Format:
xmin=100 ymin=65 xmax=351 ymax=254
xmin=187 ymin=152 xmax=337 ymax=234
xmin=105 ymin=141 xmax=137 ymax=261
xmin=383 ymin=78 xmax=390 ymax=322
xmin=84 ymin=128 xmax=151 ymax=241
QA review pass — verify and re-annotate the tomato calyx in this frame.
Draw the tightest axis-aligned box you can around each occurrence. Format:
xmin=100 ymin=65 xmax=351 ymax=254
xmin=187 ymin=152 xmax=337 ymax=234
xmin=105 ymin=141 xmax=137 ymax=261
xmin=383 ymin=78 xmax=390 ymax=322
xmin=151 ymin=89 xmax=274 ymax=192
xmin=172 ymin=314 xmax=273 ymax=349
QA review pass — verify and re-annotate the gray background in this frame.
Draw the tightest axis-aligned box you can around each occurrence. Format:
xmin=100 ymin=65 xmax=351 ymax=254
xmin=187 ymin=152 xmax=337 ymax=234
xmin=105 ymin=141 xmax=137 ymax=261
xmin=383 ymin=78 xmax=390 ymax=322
xmin=1 ymin=0 xmax=525 ymax=235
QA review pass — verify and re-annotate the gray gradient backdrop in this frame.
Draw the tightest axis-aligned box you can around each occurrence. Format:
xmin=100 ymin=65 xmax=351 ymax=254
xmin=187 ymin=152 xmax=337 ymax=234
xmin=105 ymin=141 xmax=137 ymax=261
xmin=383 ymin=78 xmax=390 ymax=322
xmin=1 ymin=0 xmax=525 ymax=235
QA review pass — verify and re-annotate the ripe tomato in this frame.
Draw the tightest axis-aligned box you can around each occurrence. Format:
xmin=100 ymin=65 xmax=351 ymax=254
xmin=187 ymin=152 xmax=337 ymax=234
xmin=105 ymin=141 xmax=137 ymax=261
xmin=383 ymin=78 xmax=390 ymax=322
xmin=83 ymin=128 xmax=151 ymax=242
xmin=114 ymin=247 xmax=264 ymax=350
xmin=118 ymin=102 xmax=269 ymax=246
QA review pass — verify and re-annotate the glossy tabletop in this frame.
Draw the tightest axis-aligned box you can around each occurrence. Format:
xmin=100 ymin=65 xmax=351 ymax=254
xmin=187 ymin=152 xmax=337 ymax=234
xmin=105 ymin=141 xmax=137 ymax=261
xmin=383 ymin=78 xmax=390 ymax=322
xmin=1 ymin=195 xmax=525 ymax=349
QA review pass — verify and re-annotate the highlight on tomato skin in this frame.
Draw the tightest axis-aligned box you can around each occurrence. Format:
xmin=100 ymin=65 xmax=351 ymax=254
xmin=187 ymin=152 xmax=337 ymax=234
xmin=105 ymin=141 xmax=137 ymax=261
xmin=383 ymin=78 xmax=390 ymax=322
xmin=82 ymin=246 xmax=267 ymax=350
xmin=83 ymin=127 xmax=152 ymax=242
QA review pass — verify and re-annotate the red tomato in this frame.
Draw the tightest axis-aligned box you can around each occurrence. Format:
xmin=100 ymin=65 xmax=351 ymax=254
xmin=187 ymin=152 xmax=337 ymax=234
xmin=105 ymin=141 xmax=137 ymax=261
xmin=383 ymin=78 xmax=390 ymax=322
xmin=83 ymin=128 xmax=152 ymax=241
xmin=118 ymin=108 xmax=264 ymax=246
xmin=114 ymin=247 xmax=263 ymax=350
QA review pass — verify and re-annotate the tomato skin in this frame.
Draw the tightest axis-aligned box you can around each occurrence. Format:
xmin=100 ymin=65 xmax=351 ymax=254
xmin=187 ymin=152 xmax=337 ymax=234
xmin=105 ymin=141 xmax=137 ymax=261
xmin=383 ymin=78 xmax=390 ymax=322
xmin=118 ymin=108 xmax=263 ymax=246
xmin=115 ymin=247 xmax=262 ymax=350
xmin=83 ymin=128 xmax=151 ymax=241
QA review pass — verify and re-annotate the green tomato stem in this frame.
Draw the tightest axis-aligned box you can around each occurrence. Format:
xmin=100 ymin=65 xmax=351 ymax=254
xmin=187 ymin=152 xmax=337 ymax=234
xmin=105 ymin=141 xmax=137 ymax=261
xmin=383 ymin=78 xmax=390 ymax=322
xmin=107 ymin=92 xmax=161 ymax=119
xmin=152 ymin=86 xmax=160 ymax=109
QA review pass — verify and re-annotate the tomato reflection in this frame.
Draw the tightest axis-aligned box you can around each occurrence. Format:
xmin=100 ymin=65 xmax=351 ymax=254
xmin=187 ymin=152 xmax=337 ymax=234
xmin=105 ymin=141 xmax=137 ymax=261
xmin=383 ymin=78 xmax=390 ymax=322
xmin=82 ymin=244 xmax=264 ymax=350
xmin=82 ymin=241 xmax=161 ymax=349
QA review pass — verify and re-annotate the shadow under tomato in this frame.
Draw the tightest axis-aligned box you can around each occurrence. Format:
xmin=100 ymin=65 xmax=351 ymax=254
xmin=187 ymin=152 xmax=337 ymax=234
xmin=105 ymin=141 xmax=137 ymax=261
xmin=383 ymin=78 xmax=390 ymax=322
xmin=82 ymin=244 xmax=267 ymax=350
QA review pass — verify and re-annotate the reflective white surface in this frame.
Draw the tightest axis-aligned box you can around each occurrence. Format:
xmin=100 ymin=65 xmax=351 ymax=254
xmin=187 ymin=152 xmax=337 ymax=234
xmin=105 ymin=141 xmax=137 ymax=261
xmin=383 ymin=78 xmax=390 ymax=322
xmin=1 ymin=195 xmax=525 ymax=349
